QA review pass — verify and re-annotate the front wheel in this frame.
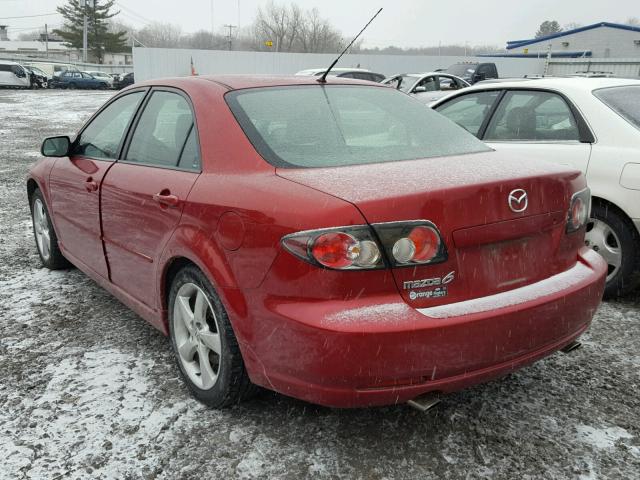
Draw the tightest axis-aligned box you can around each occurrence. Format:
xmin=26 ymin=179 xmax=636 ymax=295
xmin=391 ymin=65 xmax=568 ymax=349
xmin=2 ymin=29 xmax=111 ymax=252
xmin=585 ymin=203 xmax=640 ymax=298
xmin=168 ymin=265 xmax=256 ymax=407
xmin=31 ymin=189 xmax=70 ymax=269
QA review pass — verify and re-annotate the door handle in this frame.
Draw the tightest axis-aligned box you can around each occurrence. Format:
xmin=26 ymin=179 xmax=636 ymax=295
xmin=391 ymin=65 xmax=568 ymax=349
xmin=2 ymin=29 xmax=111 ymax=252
xmin=85 ymin=178 xmax=98 ymax=192
xmin=152 ymin=192 xmax=180 ymax=208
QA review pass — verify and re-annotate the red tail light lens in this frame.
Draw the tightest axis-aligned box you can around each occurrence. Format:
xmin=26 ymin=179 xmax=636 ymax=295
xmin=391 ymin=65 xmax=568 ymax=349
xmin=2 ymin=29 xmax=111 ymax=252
xmin=566 ymin=188 xmax=590 ymax=233
xmin=311 ymin=232 xmax=360 ymax=268
xmin=282 ymin=226 xmax=383 ymax=270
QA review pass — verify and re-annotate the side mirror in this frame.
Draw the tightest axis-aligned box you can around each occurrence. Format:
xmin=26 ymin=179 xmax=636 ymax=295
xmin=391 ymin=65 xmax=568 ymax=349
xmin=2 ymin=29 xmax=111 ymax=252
xmin=413 ymin=86 xmax=427 ymax=93
xmin=41 ymin=136 xmax=71 ymax=157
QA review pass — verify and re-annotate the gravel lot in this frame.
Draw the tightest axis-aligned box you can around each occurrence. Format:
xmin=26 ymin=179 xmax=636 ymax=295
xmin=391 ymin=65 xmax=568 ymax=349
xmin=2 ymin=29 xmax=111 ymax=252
xmin=1 ymin=89 xmax=639 ymax=479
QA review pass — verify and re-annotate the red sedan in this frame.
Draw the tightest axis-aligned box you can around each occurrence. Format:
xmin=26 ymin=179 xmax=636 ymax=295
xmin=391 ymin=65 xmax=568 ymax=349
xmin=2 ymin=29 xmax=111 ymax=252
xmin=27 ymin=75 xmax=607 ymax=408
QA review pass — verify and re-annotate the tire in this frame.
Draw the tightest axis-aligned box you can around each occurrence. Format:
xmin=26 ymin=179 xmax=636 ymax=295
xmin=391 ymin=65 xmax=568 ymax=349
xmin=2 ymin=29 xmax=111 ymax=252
xmin=168 ymin=265 xmax=256 ymax=407
xmin=585 ymin=202 xmax=640 ymax=298
xmin=67 ymin=83 xmax=76 ymax=90
xmin=30 ymin=189 xmax=70 ymax=270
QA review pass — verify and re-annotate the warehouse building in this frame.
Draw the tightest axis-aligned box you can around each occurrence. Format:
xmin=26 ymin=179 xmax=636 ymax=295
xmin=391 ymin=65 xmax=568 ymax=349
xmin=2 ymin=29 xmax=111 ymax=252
xmin=506 ymin=22 xmax=640 ymax=58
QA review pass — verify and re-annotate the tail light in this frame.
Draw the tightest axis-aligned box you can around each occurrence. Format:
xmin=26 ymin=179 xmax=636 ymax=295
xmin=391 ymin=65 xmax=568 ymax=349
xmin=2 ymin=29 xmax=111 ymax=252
xmin=566 ymin=188 xmax=590 ymax=233
xmin=281 ymin=221 xmax=447 ymax=270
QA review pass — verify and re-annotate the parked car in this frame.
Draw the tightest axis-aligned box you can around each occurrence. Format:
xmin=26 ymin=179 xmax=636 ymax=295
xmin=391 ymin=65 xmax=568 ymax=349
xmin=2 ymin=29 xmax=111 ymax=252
xmin=432 ymin=77 xmax=640 ymax=297
xmin=295 ymin=67 xmax=385 ymax=82
xmin=446 ymin=62 xmax=498 ymax=84
xmin=28 ymin=75 xmax=605 ymax=409
xmin=383 ymin=72 xmax=470 ymax=104
xmin=85 ymin=71 xmax=115 ymax=88
xmin=50 ymin=70 xmax=109 ymax=89
xmin=0 ymin=61 xmax=30 ymax=88
xmin=114 ymin=72 xmax=134 ymax=89
xmin=23 ymin=66 xmax=48 ymax=89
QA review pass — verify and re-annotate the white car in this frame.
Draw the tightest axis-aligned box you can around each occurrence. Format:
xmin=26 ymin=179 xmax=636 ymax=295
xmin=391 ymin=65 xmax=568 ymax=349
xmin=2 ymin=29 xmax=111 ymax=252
xmin=0 ymin=61 xmax=31 ymax=88
xmin=85 ymin=71 xmax=114 ymax=87
xmin=383 ymin=72 xmax=471 ymax=104
xmin=432 ymin=77 xmax=640 ymax=297
xmin=295 ymin=67 xmax=385 ymax=82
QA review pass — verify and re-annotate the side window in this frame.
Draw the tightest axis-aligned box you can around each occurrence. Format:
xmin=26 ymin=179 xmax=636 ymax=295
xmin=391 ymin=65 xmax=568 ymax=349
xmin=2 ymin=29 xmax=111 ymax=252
xmin=74 ymin=91 xmax=145 ymax=159
xmin=338 ymin=73 xmax=355 ymax=79
xmin=484 ymin=91 xmax=580 ymax=141
xmin=125 ymin=91 xmax=196 ymax=168
xmin=435 ymin=91 xmax=501 ymax=136
xmin=177 ymin=126 xmax=201 ymax=171
xmin=414 ymin=76 xmax=439 ymax=92
xmin=438 ymin=76 xmax=461 ymax=91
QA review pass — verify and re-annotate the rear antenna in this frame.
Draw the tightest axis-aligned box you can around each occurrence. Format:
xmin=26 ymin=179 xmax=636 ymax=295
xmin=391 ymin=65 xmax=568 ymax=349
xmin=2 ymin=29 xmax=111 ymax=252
xmin=317 ymin=7 xmax=383 ymax=83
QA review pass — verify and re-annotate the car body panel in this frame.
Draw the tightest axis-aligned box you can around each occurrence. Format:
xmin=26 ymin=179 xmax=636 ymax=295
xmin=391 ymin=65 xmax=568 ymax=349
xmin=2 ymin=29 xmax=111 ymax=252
xmin=101 ymin=163 xmax=200 ymax=308
xmin=48 ymin=156 xmax=113 ymax=277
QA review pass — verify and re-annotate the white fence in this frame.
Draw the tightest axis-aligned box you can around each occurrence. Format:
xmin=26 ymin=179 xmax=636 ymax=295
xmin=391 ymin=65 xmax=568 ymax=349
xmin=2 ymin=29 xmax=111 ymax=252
xmin=547 ymin=58 xmax=640 ymax=78
xmin=132 ymin=47 xmax=546 ymax=81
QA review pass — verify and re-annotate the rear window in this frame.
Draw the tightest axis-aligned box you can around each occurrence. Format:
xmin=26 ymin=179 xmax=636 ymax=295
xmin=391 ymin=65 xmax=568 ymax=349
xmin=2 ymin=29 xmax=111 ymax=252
xmin=594 ymin=86 xmax=640 ymax=129
xmin=226 ymin=85 xmax=490 ymax=168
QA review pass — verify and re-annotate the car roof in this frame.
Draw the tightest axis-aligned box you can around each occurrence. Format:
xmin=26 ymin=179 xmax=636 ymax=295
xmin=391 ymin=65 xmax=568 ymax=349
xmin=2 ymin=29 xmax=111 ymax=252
xmin=461 ymin=76 xmax=640 ymax=92
xmin=136 ymin=75 xmax=383 ymax=91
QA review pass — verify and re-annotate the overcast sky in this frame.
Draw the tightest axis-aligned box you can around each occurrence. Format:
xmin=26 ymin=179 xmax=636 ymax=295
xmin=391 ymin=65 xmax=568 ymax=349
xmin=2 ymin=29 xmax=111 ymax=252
xmin=1 ymin=0 xmax=639 ymax=47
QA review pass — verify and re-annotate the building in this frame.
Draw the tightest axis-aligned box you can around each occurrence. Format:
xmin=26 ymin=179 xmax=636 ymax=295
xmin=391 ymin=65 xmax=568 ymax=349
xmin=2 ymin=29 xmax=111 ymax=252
xmin=506 ymin=22 xmax=640 ymax=58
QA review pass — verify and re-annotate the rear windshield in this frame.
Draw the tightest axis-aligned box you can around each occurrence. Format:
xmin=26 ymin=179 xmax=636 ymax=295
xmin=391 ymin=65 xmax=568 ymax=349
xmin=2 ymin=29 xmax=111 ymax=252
xmin=225 ymin=85 xmax=490 ymax=168
xmin=594 ymin=85 xmax=640 ymax=129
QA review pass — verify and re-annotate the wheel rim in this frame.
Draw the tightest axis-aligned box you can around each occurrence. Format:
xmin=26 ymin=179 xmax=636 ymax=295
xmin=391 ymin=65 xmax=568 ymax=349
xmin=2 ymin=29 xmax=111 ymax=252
xmin=585 ymin=217 xmax=622 ymax=282
xmin=33 ymin=198 xmax=51 ymax=261
xmin=173 ymin=283 xmax=222 ymax=390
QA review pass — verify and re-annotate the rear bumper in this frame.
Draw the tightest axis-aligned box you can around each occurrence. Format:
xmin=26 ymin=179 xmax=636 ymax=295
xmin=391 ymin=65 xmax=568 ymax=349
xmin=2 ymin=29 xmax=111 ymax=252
xmin=241 ymin=248 xmax=607 ymax=408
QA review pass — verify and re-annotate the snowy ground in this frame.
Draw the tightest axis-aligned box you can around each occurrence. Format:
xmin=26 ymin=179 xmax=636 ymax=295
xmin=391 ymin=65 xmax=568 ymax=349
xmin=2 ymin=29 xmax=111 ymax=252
xmin=1 ymin=89 xmax=639 ymax=479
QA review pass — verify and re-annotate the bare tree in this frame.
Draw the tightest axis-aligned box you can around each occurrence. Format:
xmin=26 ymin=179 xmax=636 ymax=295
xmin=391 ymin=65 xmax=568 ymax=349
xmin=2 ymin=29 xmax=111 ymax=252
xmin=298 ymin=8 xmax=342 ymax=53
xmin=136 ymin=22 xmax=183 ymax=48
xmin=626 ymin=17 xmax=640 ymax=26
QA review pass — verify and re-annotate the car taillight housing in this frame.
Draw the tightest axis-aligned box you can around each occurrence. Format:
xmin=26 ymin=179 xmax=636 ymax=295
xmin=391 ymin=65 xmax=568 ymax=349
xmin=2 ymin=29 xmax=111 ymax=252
xmin=281 ymin=221 xmax=447 ymax=270
xmin=566 ymin=188 xmax=590 ymax=233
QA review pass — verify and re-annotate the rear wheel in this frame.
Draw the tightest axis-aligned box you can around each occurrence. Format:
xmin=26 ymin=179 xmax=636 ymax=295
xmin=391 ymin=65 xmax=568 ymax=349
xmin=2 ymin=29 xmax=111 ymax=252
xmin=585 ymin=202 xmax=640 ymax=298
xmin=168 ymin=265 xmax=256 ymax=407
xmin=31 ymin=189 xmax=70 ymax=270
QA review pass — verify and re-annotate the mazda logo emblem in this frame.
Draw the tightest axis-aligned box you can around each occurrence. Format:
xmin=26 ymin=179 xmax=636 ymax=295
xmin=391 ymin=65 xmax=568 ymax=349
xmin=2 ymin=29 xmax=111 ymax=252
xmin=508 ymin=189 xmax=528 ymax=213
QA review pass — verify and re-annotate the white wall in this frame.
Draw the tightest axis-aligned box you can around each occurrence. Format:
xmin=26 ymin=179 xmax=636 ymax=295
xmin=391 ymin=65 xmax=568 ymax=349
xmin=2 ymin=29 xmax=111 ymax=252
xmin=133 ymin=47 xmax=546 ymax=81
xmin=548 ymin=58 xmax=640 ymax=78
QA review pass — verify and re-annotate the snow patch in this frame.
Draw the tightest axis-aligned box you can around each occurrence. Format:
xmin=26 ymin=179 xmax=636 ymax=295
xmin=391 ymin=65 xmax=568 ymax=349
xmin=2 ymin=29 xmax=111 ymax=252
xmin=576 ymin=424 xmax=634 ymax=449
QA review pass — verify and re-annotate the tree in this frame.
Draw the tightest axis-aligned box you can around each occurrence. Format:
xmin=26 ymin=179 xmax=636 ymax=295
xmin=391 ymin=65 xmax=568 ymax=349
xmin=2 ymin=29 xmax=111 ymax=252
xmin=135 ymin=22 xmax=183 ymax=48
xmin=251 ymin=2 xmax=342 ymax=53
xmin=53 ymin=0 xmax=128 ymax=63
xmin=626 ymin=17 xmax=640 ymax=27
xmin=535 ymin=20 xmax=562 ymax=38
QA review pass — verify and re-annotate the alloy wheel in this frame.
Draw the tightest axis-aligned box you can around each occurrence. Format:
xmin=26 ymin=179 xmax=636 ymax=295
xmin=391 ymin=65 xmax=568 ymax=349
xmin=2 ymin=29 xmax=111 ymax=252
xmin=585 ymin=217 xmax=622 ymax=281
xmin=172 ymin=282 xmax=222 ymax=390
xmin=33 ymin=198 xmax=51 ymax=261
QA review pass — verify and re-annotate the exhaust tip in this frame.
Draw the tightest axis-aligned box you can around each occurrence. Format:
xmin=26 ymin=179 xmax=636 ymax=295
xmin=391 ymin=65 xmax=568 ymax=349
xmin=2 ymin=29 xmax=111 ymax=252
xmin=561 ymin=340 xmax=582 ymax=354
xmin=407 ymin=393 xmax=441 ymax=412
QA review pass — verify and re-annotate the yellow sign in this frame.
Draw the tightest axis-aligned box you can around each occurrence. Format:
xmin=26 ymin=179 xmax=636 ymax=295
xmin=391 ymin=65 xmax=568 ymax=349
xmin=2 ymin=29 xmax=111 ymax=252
xmin=264 ymin=40 xmax=273 ymax=47
xmin=524 ymin=48 xmax=529 ymax=54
